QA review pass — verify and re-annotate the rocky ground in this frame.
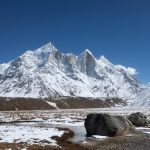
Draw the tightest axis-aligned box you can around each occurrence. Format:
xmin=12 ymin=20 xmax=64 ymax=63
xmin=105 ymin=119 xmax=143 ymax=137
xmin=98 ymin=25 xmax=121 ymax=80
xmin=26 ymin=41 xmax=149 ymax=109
xmin=0 ymin=108 xmax=149 ymax=150
xmin=0 ymin=97 xmax=126 ymax=110
xmin=83 ymin=134 xmax=150 ymax=150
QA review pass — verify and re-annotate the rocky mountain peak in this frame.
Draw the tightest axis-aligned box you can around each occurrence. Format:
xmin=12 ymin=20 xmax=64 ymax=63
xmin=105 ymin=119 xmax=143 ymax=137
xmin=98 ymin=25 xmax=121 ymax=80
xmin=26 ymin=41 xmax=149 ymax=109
xmin=82 ymin=49 xmax=94 ymax=56
xmin=0 ymin=42 xmax=141 ymax=99
xmin=34 ymin=42 xmax=58 ymax=55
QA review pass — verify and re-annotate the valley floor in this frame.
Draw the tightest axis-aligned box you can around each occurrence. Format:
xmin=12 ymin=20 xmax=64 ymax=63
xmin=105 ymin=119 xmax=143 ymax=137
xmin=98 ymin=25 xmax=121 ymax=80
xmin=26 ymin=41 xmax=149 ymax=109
xmin=0 ymin=107 xmax=150 ymax=150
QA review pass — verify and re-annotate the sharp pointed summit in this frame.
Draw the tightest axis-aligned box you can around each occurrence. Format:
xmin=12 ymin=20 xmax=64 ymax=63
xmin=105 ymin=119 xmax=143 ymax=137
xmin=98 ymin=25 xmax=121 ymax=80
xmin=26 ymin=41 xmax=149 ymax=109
xmin=0 ymin=42 xmax=141 ymax=100
xmin=40 ymin=42 xmax=55 ymax=49
xmin=81 ymin=49 xmax=94 ymax=58
xmin=34 ymin=42 xmax=58 ymax=54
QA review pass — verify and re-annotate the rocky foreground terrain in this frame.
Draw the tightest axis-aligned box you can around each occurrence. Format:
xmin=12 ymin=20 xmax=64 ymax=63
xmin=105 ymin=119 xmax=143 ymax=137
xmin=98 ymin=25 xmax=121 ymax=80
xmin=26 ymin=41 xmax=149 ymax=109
xmin=0 ymin=108 xmax=150 ymax=150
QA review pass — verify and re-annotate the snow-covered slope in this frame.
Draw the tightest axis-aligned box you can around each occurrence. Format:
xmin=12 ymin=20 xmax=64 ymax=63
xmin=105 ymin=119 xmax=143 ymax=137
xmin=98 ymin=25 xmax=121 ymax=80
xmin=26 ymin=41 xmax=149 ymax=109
xmin=0 ymin=42 xmax=140 ymax=99
xmin=0 ymin=63 xmax=10 ymax=73
xmin=130 ymin=85 xmax=150 ymax=107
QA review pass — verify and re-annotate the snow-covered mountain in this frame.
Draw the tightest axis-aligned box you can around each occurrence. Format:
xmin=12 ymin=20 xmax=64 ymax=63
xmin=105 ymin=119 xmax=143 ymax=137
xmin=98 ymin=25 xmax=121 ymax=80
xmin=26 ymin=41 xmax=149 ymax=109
xmin=130 ymin=84 xmax=150 ymax=107
xmin=0 ymin=42 xmax=141 ymax=99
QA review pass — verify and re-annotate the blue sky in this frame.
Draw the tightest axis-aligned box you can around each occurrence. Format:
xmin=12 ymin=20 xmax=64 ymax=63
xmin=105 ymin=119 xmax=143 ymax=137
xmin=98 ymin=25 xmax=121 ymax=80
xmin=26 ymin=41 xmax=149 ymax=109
xmin=0 ymin=0 xmax=150 ymax=83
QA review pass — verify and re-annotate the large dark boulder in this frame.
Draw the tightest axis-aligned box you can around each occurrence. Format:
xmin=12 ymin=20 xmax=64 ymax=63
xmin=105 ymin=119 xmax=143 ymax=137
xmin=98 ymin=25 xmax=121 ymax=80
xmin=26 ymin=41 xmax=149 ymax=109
xmin=128 ymin=112 xmax=149 ymax=127
xmin=84 ymin=113 xmax=135 ymax=137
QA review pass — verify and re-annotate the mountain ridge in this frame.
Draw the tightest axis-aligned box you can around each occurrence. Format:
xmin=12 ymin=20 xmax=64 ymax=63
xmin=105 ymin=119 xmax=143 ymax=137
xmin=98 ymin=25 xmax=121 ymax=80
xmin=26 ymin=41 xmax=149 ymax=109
xmin=0 ymin=42 xmax=140 ymax=100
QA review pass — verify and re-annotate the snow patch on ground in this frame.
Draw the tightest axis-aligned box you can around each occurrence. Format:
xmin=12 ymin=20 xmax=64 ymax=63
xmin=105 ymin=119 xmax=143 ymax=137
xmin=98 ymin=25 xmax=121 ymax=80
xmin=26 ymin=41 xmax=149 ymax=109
xmin=45 ymin=101 xmax=58 ymax=109
xmin=92 ymin=135 xmax=108 ymax=139
xmin=0 ymin=125 xmax=64 ymax=146
xmin=46 ymin=116 xmax=84 ymax=126
xmin=136 ymin=127 xmax=150 ymax=130
xmin=136 ymin=127 xmax=150 ymax=134
xmin=144 ymin=131 xmax=150 ymax=134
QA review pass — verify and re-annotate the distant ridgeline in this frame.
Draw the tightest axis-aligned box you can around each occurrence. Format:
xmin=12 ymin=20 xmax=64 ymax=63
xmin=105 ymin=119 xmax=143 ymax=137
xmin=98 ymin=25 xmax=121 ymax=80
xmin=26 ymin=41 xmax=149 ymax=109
xmin=0 ymin=97 xmax=126 ymax=111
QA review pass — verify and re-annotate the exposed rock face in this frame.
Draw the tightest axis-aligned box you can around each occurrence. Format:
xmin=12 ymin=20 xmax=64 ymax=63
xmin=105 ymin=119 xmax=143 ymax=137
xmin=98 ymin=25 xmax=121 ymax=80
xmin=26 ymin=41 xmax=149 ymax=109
xmin=84 ymin=113 xmax=135 ymax=137
xmin=128 ymin=112 xmax=149 ymax=127
xmin=0 ymin=42 xmax=140 ymax=99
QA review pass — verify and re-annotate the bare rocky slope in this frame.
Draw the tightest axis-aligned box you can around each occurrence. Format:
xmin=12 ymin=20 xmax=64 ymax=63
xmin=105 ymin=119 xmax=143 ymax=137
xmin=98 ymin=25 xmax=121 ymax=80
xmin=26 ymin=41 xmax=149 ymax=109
xmin=0 ymin=97 xmax=126 ymax=111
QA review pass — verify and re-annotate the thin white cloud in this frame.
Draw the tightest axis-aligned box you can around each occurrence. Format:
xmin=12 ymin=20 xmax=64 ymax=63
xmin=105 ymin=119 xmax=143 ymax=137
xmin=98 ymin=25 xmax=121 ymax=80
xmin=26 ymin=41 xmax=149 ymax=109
xmin=115 ymin=65 xmax=137 ymax=75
